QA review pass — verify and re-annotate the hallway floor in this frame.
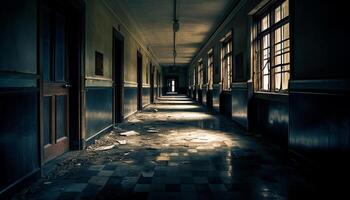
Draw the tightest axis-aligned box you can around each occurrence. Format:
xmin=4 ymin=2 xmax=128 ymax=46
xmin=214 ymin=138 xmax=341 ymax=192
xmin=15 ymin=95 xmax=318 ymax=200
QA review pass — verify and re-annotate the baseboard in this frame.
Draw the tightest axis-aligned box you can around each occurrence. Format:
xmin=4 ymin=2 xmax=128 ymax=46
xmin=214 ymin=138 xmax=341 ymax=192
xmin=85 ymin=125 xmax=114 ymax=146
xmin=123 ymin=110 xmax=139 ymax=120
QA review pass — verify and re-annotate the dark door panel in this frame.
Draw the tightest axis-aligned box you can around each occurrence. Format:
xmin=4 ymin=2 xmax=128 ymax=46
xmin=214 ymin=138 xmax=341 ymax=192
xmin=40 ymin=5 xmax=70 ymax=162
xmin=113 ymin=30 xmax=124 ymax=123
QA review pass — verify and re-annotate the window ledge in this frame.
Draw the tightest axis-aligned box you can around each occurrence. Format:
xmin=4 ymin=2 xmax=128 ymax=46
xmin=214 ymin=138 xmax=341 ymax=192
xmin=254 ymin=91 xmax=289 ymax=96
xmin=254 ymin=91 xmax=289 ymax=103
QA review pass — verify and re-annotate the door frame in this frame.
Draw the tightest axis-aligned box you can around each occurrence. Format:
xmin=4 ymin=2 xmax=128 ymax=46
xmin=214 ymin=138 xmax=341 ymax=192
xmin=165 ymin=76 xmax=179 ymax=94
xmin=137 ymin=51 xmax=143 ymax=110
xmin=112 ymin=29 xmax=124 ymax=123
xmin=150 ymin=64 xmax=154 ymax=103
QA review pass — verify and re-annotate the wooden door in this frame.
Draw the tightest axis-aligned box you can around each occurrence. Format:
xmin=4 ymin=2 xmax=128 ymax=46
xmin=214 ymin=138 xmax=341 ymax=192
xmin=40 ymin=5 xmax=70 ymax=162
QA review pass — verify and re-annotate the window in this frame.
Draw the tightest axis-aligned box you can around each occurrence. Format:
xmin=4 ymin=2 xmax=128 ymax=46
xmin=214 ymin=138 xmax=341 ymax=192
xmin=198 ymin=60 xmax=203 ymax=89
xmin=255 ymin=0 xmax=290 ymax=92
xmin=208 ymin=50 xmax=214 ymax=90
xmin=221 ymin=33 xmax=232 ymax=91
xmin=146 ymin=63 xmax=150 ymax=84
xmin=193 ymin=67 xmax=196 ymax=86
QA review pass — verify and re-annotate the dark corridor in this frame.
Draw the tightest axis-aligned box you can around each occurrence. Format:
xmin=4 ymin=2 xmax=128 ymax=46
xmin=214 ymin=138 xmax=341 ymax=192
xmin=0 ymin=0 xmax=349 ymax=199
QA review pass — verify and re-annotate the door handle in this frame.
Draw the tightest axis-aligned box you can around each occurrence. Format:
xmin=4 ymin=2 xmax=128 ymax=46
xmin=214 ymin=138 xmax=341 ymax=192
xmin=63 ymin=84 xmax=72 ymax=88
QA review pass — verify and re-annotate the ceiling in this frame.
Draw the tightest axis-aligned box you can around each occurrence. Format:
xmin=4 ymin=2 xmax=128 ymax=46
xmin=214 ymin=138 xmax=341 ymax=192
xmin=119 ymin=0 xmax=236 ymax=67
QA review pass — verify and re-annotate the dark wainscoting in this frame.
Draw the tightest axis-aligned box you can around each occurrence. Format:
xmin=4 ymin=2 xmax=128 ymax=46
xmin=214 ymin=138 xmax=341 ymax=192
xmin=142 ymin=87 xmax=150 ymax=107
xmin=0 ymin=0 xmax=40 ymax=195
xmin=212 ymin=84 xmax=220 ymax=113
xmin=154 ymin=87 xmax=158 ymax=100
xmin=124 ymin=84 xmax=138 ymax=118
xmin=206 ymin=89 xmax=213 ymax=109
xmin=177 ymin=87 xmax=187 ymax=95
xmin=231 ymin=82 xmax=250 ymax=129
xmin=251 ymin=93 xmax=289 ymax=146
xmin=220 ymin=91 xmax=232 ymax=117
xmin=85 ymin=87 xmax=113 ymax=140
xmin=289 ymin=80 xmax=350 ymax=166
xmin=0 ymin=88 xmax=40 ymax=194
xmin=192 ymin=88 xmax=197 ymax=100
xmin=187 ymin=88 xmax=191 ymax=97
xmin=198 ymin=89 xmax=203 ymax=104
xmin=202 ymin=87 xmax=207 ymax=106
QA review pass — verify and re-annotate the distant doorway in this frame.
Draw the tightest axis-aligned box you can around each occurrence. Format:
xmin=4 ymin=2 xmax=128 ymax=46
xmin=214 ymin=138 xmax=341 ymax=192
xmin=113 ymin=29 xmax=124 ymax=123
xmin=137 ymin=51 xmax=143 ymax=110
xmin=166 ymin=76 xmax=178 ymax=95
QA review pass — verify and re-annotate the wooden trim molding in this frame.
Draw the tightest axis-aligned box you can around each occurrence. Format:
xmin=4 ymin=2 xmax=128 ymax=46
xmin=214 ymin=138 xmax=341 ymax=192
xmin=0 ymin=72 xmax=38 ymax=88
xmin=289 ymin=79 xmax=350 ymax=92
xmin=124 ymin=81 xmax=138 ymax=87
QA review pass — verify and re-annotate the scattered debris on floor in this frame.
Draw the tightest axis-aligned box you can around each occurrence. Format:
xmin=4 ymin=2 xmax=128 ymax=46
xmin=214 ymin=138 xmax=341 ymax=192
xmin=14 ymin=96 xmax=319 ymax=200
xmin=117 ymin=140 xmax=127 ymax=145
xmin=120 ymin=130 xmax=140 ymax=136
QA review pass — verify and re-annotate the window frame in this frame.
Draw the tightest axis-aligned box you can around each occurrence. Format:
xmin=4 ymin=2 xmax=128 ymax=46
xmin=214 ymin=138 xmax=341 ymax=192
xmin=221 ymin=32 xmax=233 ymax=91
xmin=193 ymin=66 xmax=196 ymax=87
xmin=207 ymin=49 xmax=214 ymax=90
xmin=254 ymin=0 xmax=290 ymax=93
xmin=198 ymin=60 xmax=204 ymax=89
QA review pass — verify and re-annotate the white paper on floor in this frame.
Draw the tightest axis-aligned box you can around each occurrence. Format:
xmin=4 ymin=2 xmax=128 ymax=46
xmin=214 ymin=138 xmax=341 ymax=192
xmin=128 ymin=118 xmax=141 ymax=123
xmin=147 ymin=129 xmax=159 ymax=133
xmin=117 ymin=140 xmax=127 ymax=145
xmin=94 ymin=144 xmax=115 ymax=151
xmin=120 ymin=130 xmax=140 ymax=136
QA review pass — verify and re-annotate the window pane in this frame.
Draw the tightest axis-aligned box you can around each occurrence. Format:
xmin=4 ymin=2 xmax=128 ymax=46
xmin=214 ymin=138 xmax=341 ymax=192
xmin=283 ymin=64 xmax=290 ymax=71
xmin=282 ymin=0 xmax=289 ymax=19
xmin=275 ymin=6 xmax=281 ymax=23
xmin=282 ymin=23 xmax=290 ymax=39
xmin=283 ymin=52 xmax=290 ymax=64
xmin=283 ymin=40 xmax=290 ymax=50
xmin=275 ymin=55 xmax=281 ymax=66
xmin=261 ymin=14 xmax=270 ymax=32
xmin=275 ymin=27 xmax=282 ymax=43
xmin=281 ymin=72 xmax=289 ymax=90
xmin=275 ymin=67 xmax=281 ymax=91
xmin=262 ymin=75 xmax=269 ymax=90
xmin=263 ymin=34 xmax=270 ymax=48
xmin=263 ymin=60 xmax=269 ymax=75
